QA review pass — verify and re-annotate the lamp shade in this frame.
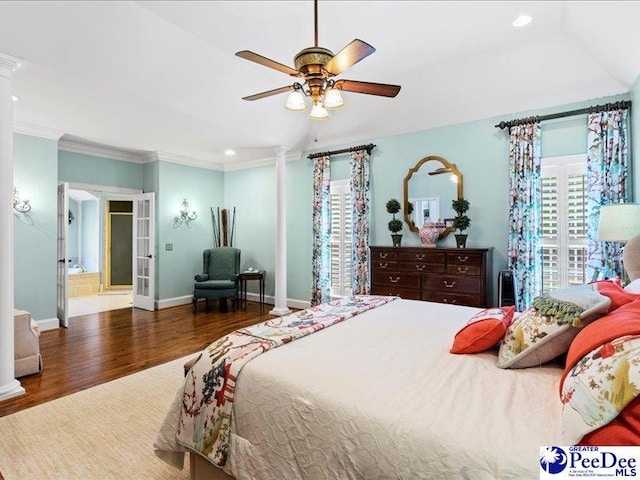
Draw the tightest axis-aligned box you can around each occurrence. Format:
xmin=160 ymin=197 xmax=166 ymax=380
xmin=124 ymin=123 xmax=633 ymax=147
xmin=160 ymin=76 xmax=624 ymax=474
xmin=285 ymin=90 xmax=306 ymax=111
xmin=308 ymin=102 xmax=329 ymax=120
xmin=597 ymin=203 xmax=640 ymax=241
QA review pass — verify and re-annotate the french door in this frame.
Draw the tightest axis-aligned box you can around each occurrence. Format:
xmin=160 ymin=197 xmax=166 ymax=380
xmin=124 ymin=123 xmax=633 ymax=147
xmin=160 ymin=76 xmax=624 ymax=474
xmin=56 ymin=183 xmax=69 ymax=327
xmin=132 ymin=192 xmax=155 ymax=311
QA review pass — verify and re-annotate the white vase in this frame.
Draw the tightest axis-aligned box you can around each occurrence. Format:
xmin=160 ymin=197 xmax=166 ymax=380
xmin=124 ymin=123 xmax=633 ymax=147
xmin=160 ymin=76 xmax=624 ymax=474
xmin=419 ymin=221 xmax=446 ymax=248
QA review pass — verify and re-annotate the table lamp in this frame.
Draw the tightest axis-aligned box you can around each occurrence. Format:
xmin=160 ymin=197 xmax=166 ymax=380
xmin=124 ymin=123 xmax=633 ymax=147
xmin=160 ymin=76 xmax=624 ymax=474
xmin=597 ymin=203 xmax=640 ymax=281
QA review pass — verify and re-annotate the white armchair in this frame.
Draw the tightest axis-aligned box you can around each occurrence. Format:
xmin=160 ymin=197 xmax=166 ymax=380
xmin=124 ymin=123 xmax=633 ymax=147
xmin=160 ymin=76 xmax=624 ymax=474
xmin=14 ymin=309 xmax=43 ymax=378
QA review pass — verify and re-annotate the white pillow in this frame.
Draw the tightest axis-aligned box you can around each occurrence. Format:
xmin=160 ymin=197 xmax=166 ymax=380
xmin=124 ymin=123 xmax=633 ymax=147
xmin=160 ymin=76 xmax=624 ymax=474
xmin=624 ymin=278 xmax=640 ymax=294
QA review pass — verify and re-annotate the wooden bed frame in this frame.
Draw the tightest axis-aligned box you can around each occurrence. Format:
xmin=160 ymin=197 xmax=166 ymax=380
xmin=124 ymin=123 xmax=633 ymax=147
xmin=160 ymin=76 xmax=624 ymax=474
xmin=190 ymin=452 xmax=234 ymax=480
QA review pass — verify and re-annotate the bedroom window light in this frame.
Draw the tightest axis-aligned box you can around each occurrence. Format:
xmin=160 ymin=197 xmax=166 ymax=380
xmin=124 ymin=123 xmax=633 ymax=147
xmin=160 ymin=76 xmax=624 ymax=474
xmin=541 ymin=155 xmax=587 ymax=293
xmin=329 ymin=180 xmax=352 ymax=298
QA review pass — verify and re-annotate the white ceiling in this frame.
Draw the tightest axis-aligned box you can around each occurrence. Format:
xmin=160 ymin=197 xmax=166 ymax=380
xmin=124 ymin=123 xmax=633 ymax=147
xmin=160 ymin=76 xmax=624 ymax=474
xmin=2 ymin=1 xmax=640 ymax=169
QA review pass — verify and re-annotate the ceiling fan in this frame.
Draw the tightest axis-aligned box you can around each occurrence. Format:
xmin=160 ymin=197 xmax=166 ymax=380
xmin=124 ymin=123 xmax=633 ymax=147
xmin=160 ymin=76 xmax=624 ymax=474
xmin=235 ymin=0 xmax=401 ymax=120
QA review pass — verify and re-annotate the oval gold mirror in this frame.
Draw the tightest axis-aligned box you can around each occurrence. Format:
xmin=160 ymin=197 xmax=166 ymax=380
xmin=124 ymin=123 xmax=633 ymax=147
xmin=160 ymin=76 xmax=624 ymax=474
xmin=403 ymin=155 xmax=463 ymax=238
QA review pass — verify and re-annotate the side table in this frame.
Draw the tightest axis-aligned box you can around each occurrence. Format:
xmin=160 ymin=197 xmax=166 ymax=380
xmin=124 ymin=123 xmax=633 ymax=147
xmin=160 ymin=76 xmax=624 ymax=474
xmin=237 ymin=270 xmax=265 ymax=310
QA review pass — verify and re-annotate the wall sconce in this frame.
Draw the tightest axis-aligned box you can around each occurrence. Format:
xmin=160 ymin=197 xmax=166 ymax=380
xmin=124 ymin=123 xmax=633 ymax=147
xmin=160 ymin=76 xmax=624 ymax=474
xmin=174 ymin=198 xmax=197 ymax=228
xmin=13 ymin=186 xmax=31 ymax=213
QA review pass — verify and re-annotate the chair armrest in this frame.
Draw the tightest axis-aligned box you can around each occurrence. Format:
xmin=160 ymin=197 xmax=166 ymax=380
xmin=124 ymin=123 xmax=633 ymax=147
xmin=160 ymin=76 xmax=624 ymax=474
xmin=231 ymin=273 xmax=239 ymax=282
xmin=195 ymin=274 xmax=209 ymax=282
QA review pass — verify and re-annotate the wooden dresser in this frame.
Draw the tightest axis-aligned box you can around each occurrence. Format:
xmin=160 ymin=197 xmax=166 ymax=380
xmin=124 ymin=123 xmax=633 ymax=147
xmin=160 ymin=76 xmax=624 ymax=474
xmin=369 ymin=246 xmax=493 ymax=307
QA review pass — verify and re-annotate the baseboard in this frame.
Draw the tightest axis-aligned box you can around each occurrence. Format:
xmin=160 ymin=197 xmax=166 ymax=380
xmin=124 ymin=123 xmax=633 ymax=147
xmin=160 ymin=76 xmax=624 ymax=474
xmin=243 ymin=292 xmax=310 ymax=310
xmin=157 ymin=293 xmax=310 ymax=311
xmin=36 ymin=317 xmax=60 ymax=332
xmin=156 ymin=295 xmax=193 ymax=309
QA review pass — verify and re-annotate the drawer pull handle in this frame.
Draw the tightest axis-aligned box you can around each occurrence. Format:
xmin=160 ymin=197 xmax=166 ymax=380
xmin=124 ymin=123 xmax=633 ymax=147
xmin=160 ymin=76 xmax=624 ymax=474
xmin=457 ymin=255 xmax=469 ymax=263
xmin=443 ymin=280 xmax=456 ymax=288
xmin=443 ymin=298 xmax=457 ymax=304
xmin=379 ymin=253 xmax=389 ymax=259
xmin=457 ymin=266 xmax=468 ymax=274
xmin=416 ymin=264 xmax=425 ymax=271
xmin=415 ymin=254 xmax=425 ymax=260
xmin=389 ymin=276 xmax=401 ymax=284
xmin=379 ymin=262 xmax=388 ymax=269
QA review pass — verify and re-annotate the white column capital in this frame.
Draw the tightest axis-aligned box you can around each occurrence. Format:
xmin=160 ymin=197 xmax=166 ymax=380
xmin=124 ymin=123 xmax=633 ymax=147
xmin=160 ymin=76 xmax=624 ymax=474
xmin=274 ymin=146 xmax=289 ymax=159
xmin=0 ymin=52 xmax=23 ymax=74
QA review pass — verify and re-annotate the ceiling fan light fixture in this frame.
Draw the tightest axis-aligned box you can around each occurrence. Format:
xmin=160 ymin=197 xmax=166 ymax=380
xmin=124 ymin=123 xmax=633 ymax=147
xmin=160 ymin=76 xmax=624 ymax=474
xmin=309 ymin=102 xmax=329 ymax=121
xmin=323 ymin=87 xmax=344 ymax=110
xmin=285 ymin=90 xmax=307 ymax=111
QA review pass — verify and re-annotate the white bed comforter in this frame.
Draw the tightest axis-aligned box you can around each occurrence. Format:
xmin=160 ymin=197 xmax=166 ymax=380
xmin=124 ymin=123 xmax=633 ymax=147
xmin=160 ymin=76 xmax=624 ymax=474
xmin=162 ymin=299 xmax=565 ymax=479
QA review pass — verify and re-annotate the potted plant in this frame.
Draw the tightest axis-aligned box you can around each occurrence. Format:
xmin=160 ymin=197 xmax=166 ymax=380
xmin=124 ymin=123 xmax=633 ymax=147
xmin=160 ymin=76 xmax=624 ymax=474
xmin=451 ymin=197 xmax=471 ymax=248
xmin=386 ymin=198 xmax=403 ymax=247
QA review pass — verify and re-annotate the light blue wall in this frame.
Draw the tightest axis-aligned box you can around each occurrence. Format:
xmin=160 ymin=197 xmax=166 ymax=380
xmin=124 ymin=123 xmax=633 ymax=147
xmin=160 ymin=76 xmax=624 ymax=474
xmin=81 ymin=199 xmax=99 ymax=272
xmin=156 ymin=161 xmax=225 ymax=300
xmin=68 ymin=198 xmax=79 ymax=264
xmin=224 ymin=164 xmax=277 ymax=296
xmin=229 ymin=93 xmax=633 ymax=305
xmin=13 ymin=134 xmax=58 ymax=321
xmin=58 ymin=150 xmax=143 ymax=189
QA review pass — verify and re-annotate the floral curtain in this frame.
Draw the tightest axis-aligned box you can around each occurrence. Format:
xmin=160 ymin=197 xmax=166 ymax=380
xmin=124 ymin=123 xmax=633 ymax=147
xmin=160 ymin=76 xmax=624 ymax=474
xmin=349 ymin=149 xmax=371 ymax=295
xmin=585 ymin=108 xmax=629 ymax=280
xmin=310 ymin=155 xmax=331 ymax=306
xmin=507 ymin=122 xmax=542 ymax=311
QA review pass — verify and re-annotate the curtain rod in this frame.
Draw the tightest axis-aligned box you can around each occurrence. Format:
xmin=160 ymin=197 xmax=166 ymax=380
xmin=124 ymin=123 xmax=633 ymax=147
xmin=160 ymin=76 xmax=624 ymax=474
xmin=308 ymin=143 xmax=376 ymax=159
xmin=495 ymin=100 xmax=632 ymax=130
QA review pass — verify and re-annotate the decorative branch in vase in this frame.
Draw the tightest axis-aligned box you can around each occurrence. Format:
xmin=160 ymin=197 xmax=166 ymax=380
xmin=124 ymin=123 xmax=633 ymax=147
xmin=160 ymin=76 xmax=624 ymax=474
xmin=451 ymin=197 xmax=471 ymax=248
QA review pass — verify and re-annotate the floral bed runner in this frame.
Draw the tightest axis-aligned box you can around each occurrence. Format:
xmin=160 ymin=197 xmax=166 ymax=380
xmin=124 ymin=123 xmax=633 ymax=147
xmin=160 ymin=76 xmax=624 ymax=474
xmin=175 ymin=295 xmax=397 ymax=466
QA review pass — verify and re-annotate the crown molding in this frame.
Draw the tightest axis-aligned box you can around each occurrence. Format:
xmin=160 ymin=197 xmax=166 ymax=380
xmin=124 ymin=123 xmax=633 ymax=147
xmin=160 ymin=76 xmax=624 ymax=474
xmin=58 ymin=139 xmax=147 ymax=163
xmin=13 ymin=121 xmax=65 ymax=140
xmin=223 ymin=150 xmax=303 ymax=172
xmin=0 ymin=52 xmax=22 ymax=72
xmin=152 ymin=151 xmax=225 ymax=171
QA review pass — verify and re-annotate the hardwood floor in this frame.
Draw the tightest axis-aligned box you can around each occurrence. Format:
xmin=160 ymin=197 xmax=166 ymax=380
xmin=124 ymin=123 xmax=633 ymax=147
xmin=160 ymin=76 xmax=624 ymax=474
xmin=0 ymin=300 xmax=277 ymax=418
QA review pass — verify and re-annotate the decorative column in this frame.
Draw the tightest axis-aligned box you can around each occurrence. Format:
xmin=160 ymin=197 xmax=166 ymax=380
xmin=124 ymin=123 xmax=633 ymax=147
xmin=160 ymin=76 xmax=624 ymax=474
xmin=0 ymin=52 xmax=24 ymax=401
xmin=270 ymin=146 xmax=292 ymax=316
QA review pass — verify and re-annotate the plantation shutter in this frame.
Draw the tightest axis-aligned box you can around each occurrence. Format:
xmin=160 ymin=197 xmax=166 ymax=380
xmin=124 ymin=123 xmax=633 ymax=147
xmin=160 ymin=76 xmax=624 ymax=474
xmin=330 ymin=181 xmax=353 ymax=297
xmin=541 ymin=156 xmax=587 ymax=292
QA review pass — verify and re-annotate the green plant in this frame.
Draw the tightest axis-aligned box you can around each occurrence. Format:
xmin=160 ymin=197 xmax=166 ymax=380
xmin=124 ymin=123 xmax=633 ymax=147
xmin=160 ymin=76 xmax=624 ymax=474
xmin=386 ymin=198 xmax=403 ymax=234
xmin=451 ymin=197 xmax=471 ymax=233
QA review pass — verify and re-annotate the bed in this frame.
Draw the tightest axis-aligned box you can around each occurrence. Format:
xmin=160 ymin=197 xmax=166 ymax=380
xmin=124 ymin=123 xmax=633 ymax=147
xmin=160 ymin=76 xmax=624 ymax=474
xmin=155 ymin=284 xmax=640 ymax=480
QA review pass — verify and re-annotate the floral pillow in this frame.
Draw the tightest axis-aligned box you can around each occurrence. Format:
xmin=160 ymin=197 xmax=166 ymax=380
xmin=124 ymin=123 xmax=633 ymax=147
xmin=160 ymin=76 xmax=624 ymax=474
xmin=559 ymin=299 xmax=640 ymax=445
xmin=450 ymin=306 xmax=516 ymax=354
xmin=497 ymin=284 xmax=611 ymax=369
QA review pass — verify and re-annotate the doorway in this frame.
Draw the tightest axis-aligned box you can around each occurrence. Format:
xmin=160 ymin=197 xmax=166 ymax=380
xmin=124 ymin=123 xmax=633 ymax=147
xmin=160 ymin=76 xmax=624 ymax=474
xmin=65 ymin=187 xmax=136 ymax=317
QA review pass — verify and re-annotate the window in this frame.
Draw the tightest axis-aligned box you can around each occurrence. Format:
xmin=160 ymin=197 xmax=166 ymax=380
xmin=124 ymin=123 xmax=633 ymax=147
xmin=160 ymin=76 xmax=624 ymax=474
xmin=329 ymin=180 xmax=352 ymax=298
xmin=541 ymin=155 xmax=587 ymax=292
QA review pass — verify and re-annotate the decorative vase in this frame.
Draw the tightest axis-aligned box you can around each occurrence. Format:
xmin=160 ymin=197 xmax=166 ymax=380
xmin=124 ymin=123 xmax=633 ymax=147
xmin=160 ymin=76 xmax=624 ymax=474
xmin=391 ymin=234 xmax=403 ymax=247
xmin=419 ymin=221 xmax=446 ymax=248
xmin=455 ymin=234 xmax=468 ymax=248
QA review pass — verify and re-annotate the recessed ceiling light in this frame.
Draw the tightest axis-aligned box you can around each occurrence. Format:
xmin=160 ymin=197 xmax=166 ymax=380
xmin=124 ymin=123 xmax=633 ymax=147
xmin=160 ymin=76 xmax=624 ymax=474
xmin=513 ymin=15 xmax=532 ymax=27
xmin=224 ymin=149 xmax=236 ymax=156
xmin=11 ymin=95 xmax=19 ymax=102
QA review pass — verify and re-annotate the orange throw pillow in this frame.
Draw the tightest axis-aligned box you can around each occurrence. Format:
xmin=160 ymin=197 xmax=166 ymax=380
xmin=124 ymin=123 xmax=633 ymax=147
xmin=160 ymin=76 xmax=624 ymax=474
xmin=450 ymin=306 xmax=516 ymax=354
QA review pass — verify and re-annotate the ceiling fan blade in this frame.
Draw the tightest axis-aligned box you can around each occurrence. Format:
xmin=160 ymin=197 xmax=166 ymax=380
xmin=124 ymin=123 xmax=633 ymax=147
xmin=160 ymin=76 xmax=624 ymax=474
xmin=323 ymin=39 xmax=375 ymax=76
xmin=335 ymin=79 xmax=401 ymax=98
xmin=242 ymin=85 xmax=293 ymax=101
xmin=236 ymin=50 xmax=300 ymax=77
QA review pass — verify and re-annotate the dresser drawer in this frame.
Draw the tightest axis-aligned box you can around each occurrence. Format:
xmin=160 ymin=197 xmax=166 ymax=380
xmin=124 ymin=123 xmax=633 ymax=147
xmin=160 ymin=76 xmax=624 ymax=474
xmin=372 ymin=271 xmax=420 ymax=288
xmin=400 ymin=262 xmax=445 ymax=274
xmin=423 ymin=274 xmax=482 ymax=294
xmin=398 ymin=251 xmax=446 ymax=264
xmin=447 ymin=252 xmax=483 ymax=266
xmin=422 ymin=291 xmax=485 ymax=308
xmin=372 ymin=260 xmax=398 ymax=272
xmin=446 ymin=264 xmax=481 ymax=276
xmin=371 ymin=286 xmax=421 ymax=300
xmin=371 ymin=250 xmax=397 ymax=261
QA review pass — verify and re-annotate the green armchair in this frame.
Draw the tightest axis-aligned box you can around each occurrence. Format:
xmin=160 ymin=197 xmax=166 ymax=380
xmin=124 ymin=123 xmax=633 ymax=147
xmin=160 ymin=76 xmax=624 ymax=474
xmin=193 ymin=247 xmax=241 ymax=313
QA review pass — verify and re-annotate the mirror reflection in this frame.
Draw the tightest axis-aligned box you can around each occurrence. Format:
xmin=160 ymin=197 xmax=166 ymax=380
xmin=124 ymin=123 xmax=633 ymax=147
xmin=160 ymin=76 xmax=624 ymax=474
xmin=403 ymin=155 xmax=463 ymax=237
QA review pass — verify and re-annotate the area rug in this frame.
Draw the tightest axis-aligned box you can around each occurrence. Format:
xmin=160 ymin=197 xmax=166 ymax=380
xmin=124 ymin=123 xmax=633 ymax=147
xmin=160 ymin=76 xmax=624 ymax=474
xmin=0 ymin=355 xmax=197 ymax=480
